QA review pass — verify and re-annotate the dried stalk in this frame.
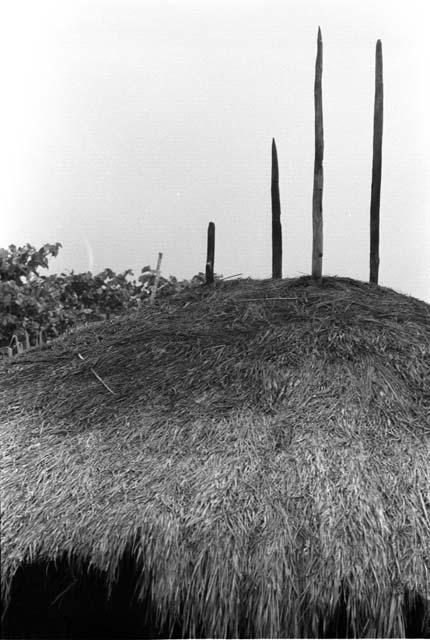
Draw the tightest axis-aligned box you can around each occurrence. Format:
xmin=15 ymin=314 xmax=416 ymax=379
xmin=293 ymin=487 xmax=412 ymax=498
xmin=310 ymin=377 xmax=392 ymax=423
xmin=77 ymin=353 xmax=117 ymax=395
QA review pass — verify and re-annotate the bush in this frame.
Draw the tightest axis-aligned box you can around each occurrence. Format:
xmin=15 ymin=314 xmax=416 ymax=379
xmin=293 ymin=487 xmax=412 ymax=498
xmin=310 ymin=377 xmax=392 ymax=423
xmin=0 ymin=243 xmax=218 ymax=353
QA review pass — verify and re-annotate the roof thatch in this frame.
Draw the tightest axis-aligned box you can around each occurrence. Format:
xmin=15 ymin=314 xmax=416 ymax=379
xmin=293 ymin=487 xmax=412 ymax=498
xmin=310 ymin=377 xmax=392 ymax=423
xmin=1 ymin=276 xmax=430 ymax=638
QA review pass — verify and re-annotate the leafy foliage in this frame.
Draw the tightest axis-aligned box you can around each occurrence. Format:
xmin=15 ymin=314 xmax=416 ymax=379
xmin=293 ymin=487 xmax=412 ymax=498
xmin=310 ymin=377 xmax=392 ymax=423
xmin=0 ymin=243 xmax=62 ymax=284
xmin=0 ymin=243 xmax=215 ymax=353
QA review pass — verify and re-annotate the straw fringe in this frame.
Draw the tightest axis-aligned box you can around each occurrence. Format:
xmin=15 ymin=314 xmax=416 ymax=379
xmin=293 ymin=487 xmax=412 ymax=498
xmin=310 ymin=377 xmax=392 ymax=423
xmin=1 ymin=276 xmax=429 ymax=637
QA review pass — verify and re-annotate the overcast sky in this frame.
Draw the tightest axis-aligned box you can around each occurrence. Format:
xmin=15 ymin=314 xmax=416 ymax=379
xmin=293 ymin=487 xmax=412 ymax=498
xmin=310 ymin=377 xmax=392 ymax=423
xmin=1 ymin=0 xmax=429 ymax=301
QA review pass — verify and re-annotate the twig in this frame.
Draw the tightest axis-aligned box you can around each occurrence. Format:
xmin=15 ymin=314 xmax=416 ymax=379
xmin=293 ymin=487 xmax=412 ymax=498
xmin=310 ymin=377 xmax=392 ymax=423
xmin=220 ymin=273 xmax=243 ymax=280
xmin=50 ymin=579 xmax=78 ymax=605
xmin=9 ymin=356 xmax=70 ymax=364
xmin=240 ymin=297 xmax=298 ymax=302
xmin=150 ymin=252 xmax=163 ymax=305
xmin=77 ymin=353 xmax=117 ymax=395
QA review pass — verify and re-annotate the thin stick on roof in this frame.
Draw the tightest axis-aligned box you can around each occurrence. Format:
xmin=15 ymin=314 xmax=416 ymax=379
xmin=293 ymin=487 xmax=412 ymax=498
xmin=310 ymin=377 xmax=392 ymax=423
xmin=77 ymin=353 xmax=117 ymax=395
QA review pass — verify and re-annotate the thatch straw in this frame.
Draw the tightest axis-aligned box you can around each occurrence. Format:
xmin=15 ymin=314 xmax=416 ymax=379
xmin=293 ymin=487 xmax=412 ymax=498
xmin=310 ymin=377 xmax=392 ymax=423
xmin=1 ymin=276 xmax=429 ymax=637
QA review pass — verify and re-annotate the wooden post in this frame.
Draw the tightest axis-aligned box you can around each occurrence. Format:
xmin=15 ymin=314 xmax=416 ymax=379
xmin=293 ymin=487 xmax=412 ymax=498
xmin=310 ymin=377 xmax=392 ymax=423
xmin=271 ymin=138 xmax=282 ymax=279
xmin=150 ymin=252 xmax=163 ymax=304
xmin=312 ymin=26 xmax=324 ymax=280
xmin=206 ymin=222 xmax=215 ymax=285
xmin=370 ymin=39 xmax=383 ymax=284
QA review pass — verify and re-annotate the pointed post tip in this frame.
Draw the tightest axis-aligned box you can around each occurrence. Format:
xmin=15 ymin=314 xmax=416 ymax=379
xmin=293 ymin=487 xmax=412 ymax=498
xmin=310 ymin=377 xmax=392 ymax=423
xmin=318 ymin=26 xmax=322 ymax=39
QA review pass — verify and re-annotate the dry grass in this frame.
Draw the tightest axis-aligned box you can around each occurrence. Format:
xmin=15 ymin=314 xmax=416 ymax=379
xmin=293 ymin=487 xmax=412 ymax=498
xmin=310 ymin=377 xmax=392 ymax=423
xmin=1 ymin=275 xmax=429 ymax=637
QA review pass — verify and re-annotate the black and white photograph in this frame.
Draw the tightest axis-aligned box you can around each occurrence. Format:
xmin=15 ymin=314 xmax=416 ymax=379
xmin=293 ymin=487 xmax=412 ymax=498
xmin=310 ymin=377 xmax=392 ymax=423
xmin=1 ymin=1 xmax=429 ymax=638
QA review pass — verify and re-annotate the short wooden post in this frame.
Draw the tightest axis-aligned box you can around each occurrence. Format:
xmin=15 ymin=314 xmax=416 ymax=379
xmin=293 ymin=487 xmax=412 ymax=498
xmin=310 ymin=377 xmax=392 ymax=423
xmin=206 ymin=222 xmax=215 ymax=285
xmin=369 ymin=39 xmax=383 ymax=284
xmin=271 ymin=138 xmax=282 ymax=279
xmin=150 ymin=252 xmax=163 ymax=304
xmin=312 ymin=26 xmax=324 ymax=280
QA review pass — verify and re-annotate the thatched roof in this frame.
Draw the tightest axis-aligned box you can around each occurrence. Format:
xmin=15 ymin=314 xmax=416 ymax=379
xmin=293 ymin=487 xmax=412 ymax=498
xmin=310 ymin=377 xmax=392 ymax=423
xmin=1 ymin=276 xmax=429 ymax=638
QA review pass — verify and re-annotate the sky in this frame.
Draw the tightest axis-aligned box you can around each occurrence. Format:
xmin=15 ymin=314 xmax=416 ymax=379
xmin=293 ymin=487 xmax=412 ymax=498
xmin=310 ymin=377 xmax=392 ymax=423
xmin=1 ymin=0 xmax=429 ymax=302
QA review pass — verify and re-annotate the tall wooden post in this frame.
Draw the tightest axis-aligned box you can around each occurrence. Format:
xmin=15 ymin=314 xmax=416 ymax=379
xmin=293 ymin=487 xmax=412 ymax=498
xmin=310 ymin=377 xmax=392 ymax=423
xmin=370 ymin=39 xmax=383 ymax=284
xmin=206 ymin=222 xmax=215 ymax=285
xmin=271 ymin=138 xmax=283 ymax=279
xmin=312 ymin=26 xmax=324 ymax=280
